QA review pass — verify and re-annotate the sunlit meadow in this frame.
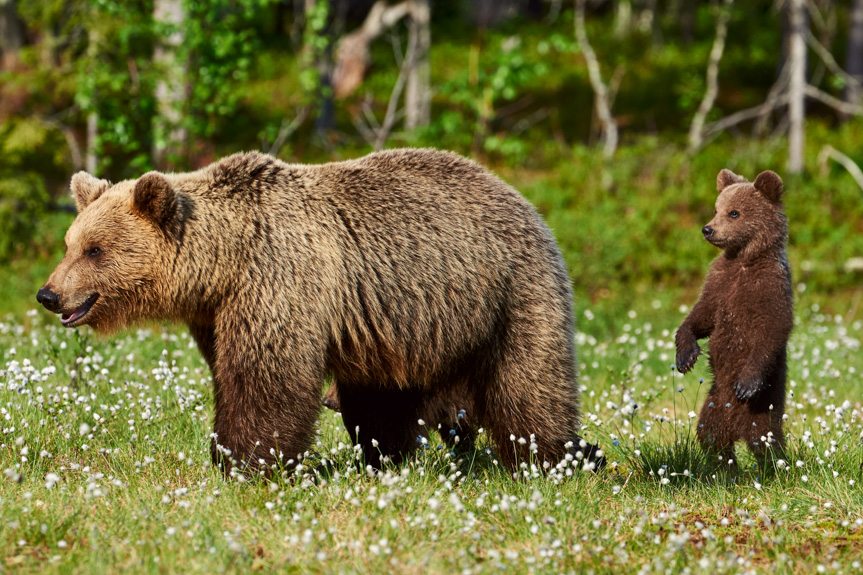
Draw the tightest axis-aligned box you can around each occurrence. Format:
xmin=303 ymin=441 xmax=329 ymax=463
xmin=1 ymin=290 xmax=862 ymax=574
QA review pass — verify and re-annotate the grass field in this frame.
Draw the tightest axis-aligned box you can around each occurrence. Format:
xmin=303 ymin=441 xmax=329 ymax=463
xmin=1 ymin=287 xmax=862 ymax=574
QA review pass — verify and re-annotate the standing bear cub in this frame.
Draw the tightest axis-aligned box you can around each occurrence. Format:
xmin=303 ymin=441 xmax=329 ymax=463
xmin=676 ymin=169 xmax=793 ymax=464
xmin=38 ymin=149 xmax=597 ymax=474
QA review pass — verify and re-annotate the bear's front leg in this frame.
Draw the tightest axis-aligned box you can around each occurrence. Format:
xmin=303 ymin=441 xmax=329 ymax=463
xmin=674 ymin=331 xmax=701 ymax=375
xmin=210 ymin=317 xmax=325 ymax=477
xmin=675 ymin=298 xmax=715 ymax=374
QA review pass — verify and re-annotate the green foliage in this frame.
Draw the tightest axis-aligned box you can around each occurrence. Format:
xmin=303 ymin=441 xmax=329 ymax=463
xmin=422 ymin=34 xmax=553 ymax=161
xmin=512 ymin=121 xmax=863 ymax=300
xmin=3 ymin=0 xmax=863 ymax=295
xmin=299 ymin=0 xmax=331 ymax=103
xmin=179 ymin=0 xmax=277 ymax=140
xmin=0 ymin=118 xmax=73 ymax=263
xmin=73 ymin=0 xmax=158 ymax=175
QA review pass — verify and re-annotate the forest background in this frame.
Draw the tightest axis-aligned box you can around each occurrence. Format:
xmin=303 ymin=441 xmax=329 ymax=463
xmin=1 ymin=0 xmax=862 ymax=320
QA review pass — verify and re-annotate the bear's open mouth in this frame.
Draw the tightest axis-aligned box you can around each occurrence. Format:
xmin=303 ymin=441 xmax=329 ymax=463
xmin=61 ymin=293 xmax=99 ymax=326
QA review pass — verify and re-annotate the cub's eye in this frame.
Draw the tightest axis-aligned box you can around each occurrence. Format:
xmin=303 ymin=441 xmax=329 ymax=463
xmin=85 ymin=246 xmax=103 ymax=258
xmin=729 ymin=210 xmax=740 ymax=219
xmin=713 ymin=209 xmax=717 ymax=215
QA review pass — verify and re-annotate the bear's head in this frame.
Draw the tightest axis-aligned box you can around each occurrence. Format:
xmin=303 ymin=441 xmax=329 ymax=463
xmin=37 ymin=171 xmax=187 ymax=332
xmin=701 ymin=169 xmax=786 ymax=258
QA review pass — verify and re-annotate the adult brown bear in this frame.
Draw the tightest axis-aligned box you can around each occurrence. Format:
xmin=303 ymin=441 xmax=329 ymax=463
xmin=37 ymin=149 xmax=599 ymax=474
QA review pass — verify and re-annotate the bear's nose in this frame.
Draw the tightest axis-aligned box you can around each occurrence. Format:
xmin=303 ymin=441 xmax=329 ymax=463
xmin=36 ymin=287 xmax=61 ymax=312
xmin=702 ymin=225 xmax=714 ymax=239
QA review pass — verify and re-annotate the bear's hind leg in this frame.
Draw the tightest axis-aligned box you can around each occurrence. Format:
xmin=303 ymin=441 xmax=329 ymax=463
xmin=740 ymin=390 xmax=786 ymax=462
xmin=697 ymin=389 xmax=740 ymax=469
xmin=482 ymin=316 xmax=580 ymax=471
xmin=338 ymin=384 xmax=424 ymax=469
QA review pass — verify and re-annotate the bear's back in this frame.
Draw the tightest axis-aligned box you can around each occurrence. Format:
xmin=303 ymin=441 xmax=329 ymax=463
xmin=301 ymin=149 xmax=573 ymax=385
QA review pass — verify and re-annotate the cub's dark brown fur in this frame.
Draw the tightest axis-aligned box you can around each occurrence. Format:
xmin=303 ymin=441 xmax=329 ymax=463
xmin=39 ymin=149 xmax=595 ymax=474
xmin=676 ymin=169 xmax=793 ymax=463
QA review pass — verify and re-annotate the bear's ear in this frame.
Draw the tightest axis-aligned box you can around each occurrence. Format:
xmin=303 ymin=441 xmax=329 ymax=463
xmin=716 ymin=169 xmax=746 ymax=192
xmin=753 ymin=170 xmax=784 ymax=203
xmin=132 ymin=172 xmax=177 ymax=229
xmin=70 ymin=172 xmax=111 ymax=212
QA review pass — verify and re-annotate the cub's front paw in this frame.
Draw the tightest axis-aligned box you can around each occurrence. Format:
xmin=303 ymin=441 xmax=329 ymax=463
xmin=733 ymin=378 xmax=763 ymax=401
xmin=675 ymin=344 xmax=701 ymax=374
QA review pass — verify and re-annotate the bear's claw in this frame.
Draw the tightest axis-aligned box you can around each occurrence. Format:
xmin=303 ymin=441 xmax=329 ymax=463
xmin=675 ymin=344 xmax=701 ymax=374
xmin=733 ymin=379 xmax=762 ymax=401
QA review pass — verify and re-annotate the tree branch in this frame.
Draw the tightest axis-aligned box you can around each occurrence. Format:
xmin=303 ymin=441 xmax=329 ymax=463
xmin=688 ymin=0 xmax=733 ymax=153
xmin=703 ymin=95 xmax=790 ymax=139
xmin=805 ymin=84 xmax=863 ymax=115
xmin=806 ymin=31 xmax=861 ymax=89
xmin=818 ymin=145 xmax=863 ymax=191
xmin=263 ymin=107 xmax=310 ymax=158
xmin=754 ymin=61 xmax=790 ymax=136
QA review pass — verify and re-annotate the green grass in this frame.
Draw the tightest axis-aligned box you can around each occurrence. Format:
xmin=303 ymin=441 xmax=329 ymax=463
xmin=1 ymin=289 xmax=862 ymax=573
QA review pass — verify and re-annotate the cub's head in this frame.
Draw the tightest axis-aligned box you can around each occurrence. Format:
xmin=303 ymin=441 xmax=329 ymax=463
xmin=701 ymin=169 xmax=787 ymax=257
xmin=37 ymin=171 xmax=186 ymax=332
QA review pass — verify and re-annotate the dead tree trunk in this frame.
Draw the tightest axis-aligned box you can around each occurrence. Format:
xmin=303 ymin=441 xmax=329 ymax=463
xmin=86 ymin=112 xmax=98 ymax=175
xmin=846 ymin=0 xmax=863 ymax=109
xmin=575 ymin=0 xmax=617 ymax=159
xmin=0 ymin=0 xmax=24 ymax=70
xmin=153 ymin=0 xmax=187 ymax=170
xmin=787 ymin=0 xmax=807 ymax=174
xmin=688 ymin=0 xmax=733 ymax=153
xmin=332 ymin=1 xmax=412 ymax=99
xmin=405 ymin=0 xmax=430 ymax=129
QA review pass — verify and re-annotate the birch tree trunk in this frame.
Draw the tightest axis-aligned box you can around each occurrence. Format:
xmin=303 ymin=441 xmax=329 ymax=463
xmin=86 ymin=112 xmax=99 ymax=175
xmin=787 ymin=0 xmax=807 ymax=174
xmin=845 ymin=0 xmax=863 ymax=109
xmin=405 ymin=0 xmax=430 ymax=130
xmin=575 ymin=0 xmax=618 ymax=159
xmin=153 ymin=0 xmax=187 ymax=170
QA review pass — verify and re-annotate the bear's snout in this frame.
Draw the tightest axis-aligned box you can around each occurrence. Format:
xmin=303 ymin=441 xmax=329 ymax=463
xmin=702 ymin=225 xmax=714 ymax=240
xmin=37 ymin=286 xmax=61 ymax=313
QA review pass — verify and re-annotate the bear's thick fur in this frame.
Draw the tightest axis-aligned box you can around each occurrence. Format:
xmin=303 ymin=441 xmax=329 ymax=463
xmin=40 ymin=149 xmax=593 ymax=473
xmin=675 ymin=169 xmax=793 ymax=463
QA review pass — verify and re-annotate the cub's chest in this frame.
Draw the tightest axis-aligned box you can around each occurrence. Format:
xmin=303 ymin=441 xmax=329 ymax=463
xmin=711 ymin=265 xmax=759 ymax=330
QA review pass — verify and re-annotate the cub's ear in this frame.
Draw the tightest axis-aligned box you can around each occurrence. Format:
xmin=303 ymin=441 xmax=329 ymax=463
xmin=70 ymin=172 xmax=111 ymax=212
xmin=132 ymin=172 xmax=176 ymax=229
xmin=716 ymin=168 xmax=746 ymax=192
xmin=753 ymin=170 xmax=783 ymax=203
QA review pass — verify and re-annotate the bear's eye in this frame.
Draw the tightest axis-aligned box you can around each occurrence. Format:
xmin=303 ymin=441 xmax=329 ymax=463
xmin=729 ymin=210 xmax=740 ymax=219
xmin=85 ymin=246 xmax=103 ymax=258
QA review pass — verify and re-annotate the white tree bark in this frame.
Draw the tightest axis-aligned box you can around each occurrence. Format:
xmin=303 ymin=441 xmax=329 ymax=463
xmin=575 ymin=0 xmax=617 ymax=159
xmin=845 ymin=0 xmax=863 ymax=108
xmin=153 ymin=0 xmax=187 ymax=169
xmin=404 ymin=0 xmax=430 ymax=129
xmin=787 ymin=0 xmax=807 ymax=174
xmin=86 ymin=112 xmax=98 ymax=175
xmin=688 ymin=0 xmax=733 ymax=153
